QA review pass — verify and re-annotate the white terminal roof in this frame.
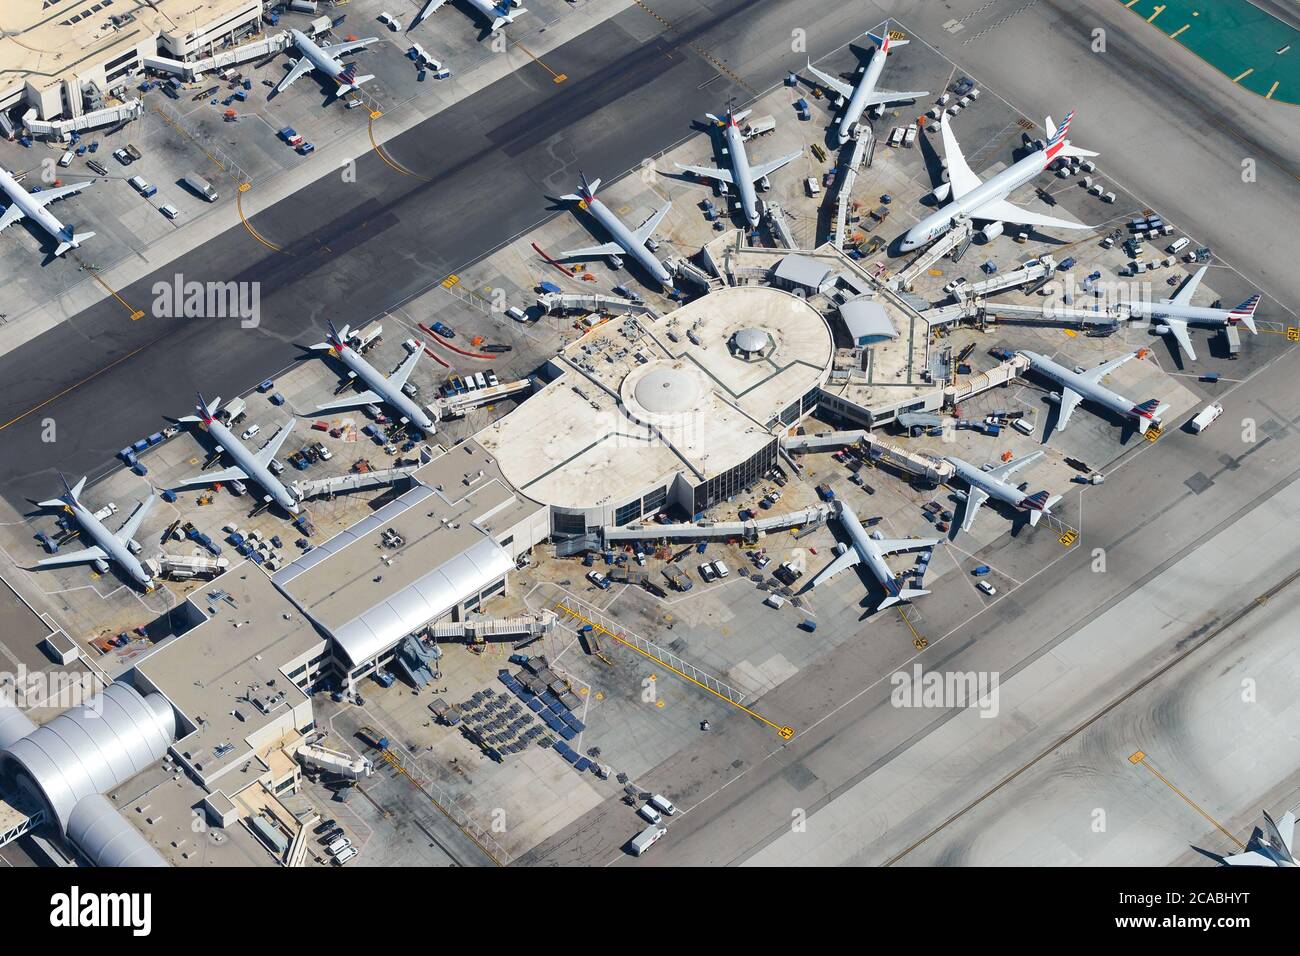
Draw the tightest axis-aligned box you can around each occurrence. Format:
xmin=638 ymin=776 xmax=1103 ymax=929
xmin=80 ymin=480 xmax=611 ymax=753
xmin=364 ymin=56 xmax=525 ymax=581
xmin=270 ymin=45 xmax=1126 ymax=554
xmin=273 ymin=444 xmax=538 ymax=666
xmin=840 ymin=298 xmax=898 ymax=341
xmin=478 ymin=286 xmax=832 ymax=511
xmin=0 ymin=0 xmax=253 ymax=96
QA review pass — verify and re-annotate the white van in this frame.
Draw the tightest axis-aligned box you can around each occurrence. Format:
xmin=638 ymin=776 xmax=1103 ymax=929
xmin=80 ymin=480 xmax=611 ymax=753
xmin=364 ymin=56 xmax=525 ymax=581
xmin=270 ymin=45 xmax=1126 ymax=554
xmin=805 ymin=177 xmax=820 ymax=197
xmin=711 ymin=559 xmax=729 ymax=578
xmin=649 ymin=794 xmax=678 ymax=816
xmin=326 ymin=836 xmax=351 ymax=855
xmin=506 ymin=306 xmax=527 ymax=322
xmin=474 ymin=372 xmax=487 ymax=389
xmin=764 ymin=594 xmax=786 ymax=609
xmin=333 ymin=845 xmax=357 ymax=865
xmin=58 ymin=150 xmax=74 ymax=167
xmin=638 ymin=803 xmax=662 ymax=825
xmin=1011 ymin=418 xmax=1034 ymax=436
xmin=1166 ymin=236 xmax=1190 ymax=255
xmin=630 ymin=824 xmax=667 ymax=856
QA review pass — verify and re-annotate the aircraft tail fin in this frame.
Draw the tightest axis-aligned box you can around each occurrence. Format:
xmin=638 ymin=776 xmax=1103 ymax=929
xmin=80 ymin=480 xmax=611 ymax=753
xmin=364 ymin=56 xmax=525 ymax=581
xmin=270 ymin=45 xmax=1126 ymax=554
xmin=1044 ymin=111 xmax=1098 ymax=160
xmin=867 ymin=22 xmax=905 ymax=49
xmin=41 ymin=473 xmax=85 ymax=509
xmin=878 ymin=587 xmax=928 ymax=611
xmin=1229 ymin=293 xmax=1261 ymax=334
xmin=1025 ymin=492 xmax=1062 ymax=526
xmin=54 ymin=230 xmax=95 ymax=257
xmin=339 ymin=74 xmax=375 ymax=94
xmin=562 ymin=172 xmax=600 ymax=203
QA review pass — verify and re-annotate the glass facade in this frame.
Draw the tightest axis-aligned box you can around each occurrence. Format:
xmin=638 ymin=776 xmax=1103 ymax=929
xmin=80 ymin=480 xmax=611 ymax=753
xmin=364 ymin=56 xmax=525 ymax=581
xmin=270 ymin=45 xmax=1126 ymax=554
xmin=553 ymin=511 xmax=587 ymax=537
xmin=615 ymin=498 xmax=643 ymax=526
xmin=691 ymin=439 xmax=778 ymax=515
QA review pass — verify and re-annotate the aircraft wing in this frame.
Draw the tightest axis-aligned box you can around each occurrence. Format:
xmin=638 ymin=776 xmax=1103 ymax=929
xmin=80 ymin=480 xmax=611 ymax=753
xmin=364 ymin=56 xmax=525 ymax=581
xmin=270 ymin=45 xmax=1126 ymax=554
xmin=35 ymin=182 xmax=91 ymax=206
xmin=1165 ymin=319 xmax=1196 ymax=361
xmin=959 ymin=487 xmax=989 ymax=532
xmin=411 ymin=0 xmax=447 ymax=28
xmin=275 ymin=57 xmax=316 ymax=94
xmin=985 ymin=450 xmax=1044 ymax=482
xmin=388 ymin=348 xmax=423 ymax=388
xmin=115 ymin=495 xmax=156 ymax=544
xmin=872 ymin=537 xmax=940 ymax=555
xmin=37 ymin=545 xmax=108 ymax=569
xmin=1167 ymin=265 xmax=1207 ymax=308
xmin=0 ymin=204 xmax=26 ymax=232
xmin=320 ymin=38 xmax=378 ymax=58
xmin=940 ymin=118 xmax=984 ymax=199
xmin=1079 ymin=352 xmax=1136 ymax=385
xmin=676 ymin=163 xmax=734 ymax=184
xmin=748 ymin=150 xmax=802 ymax=183
xmin=808 ymin=549 xmax=861 ymax=588
xmin=559 ymin=240 xmax=625 ymax=259
xmin=862 ymin=89 xmax=929 ymax=107
xmin=312 ymin=388 xmax=383 ymax=414
xmin=970 ymin=198 xmax=1090 ymax=232
xmin=805 ymin=61 xmax=854 ymax=101
xmin=255 ymin=422 xmax=297 ymax=468
xmin=171 ymin=465 xmax=249 ymax=490
xmin=1055 ymin=386 xmax=1084 ymax=429
xmin=632 ymin=202 xmax=671 ymax=246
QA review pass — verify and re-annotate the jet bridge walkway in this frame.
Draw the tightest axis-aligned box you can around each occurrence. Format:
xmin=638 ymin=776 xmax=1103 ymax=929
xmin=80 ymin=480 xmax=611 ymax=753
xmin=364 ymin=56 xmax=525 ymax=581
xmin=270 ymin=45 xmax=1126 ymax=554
xmin=887 ymin=219 xmax=974 ymax=292
xmin=603 ymin=504 xmax=832 ymax=544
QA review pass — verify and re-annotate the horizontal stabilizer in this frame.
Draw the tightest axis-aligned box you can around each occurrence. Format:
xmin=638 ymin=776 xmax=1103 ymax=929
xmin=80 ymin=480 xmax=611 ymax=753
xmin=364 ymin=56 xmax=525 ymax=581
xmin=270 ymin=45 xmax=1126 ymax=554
xmin=878 ymin=587 xmax=928 ymax=610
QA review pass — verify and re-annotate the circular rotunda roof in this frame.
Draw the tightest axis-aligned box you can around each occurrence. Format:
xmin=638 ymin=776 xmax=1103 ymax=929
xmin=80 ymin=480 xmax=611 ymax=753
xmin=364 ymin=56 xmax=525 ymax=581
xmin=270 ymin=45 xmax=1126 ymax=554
xmin=733 ymin=327 xmax=770 ymax=353
xmin=632 ymin=364 xmax=701 ymax=415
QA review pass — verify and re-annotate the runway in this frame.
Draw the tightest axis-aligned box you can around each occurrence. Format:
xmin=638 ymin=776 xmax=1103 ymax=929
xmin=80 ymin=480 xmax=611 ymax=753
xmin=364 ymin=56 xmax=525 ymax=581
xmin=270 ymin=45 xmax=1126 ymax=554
xmin=0 ymin=0 xmax=882 ymax=507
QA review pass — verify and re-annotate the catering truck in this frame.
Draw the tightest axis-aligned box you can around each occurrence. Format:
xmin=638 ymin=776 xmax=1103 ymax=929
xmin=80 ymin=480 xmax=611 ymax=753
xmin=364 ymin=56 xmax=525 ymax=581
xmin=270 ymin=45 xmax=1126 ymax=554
xmin=183 ymin=173 xmax=218 ymax=202
xmin=1189 ymin=402 xmax=1224 ymax=434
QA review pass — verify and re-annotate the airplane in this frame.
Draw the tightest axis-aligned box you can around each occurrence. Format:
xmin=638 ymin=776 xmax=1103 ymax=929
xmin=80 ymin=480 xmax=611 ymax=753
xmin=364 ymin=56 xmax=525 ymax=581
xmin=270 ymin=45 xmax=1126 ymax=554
xmin=945 ymin=452 xmax=1061 ymax=534
xmin=273 ymin=28 xmax=379 ymax=96
xmin=558 ymin=172 xmax=674 ymax=289
xmin=899 ymin=110 xmax=1096 ymax=251
xmin=1222 ymin=810 xmax=1297 ymax=867
xmin=172 ymin=393 xmax=302 ymax=514
xmin=1120 ymin=266 xmax=1261 ymax=361
xmin=675 ymin=105 xmax=802 ymax=228
xmin=0 ymin=165 xmax=95 ymax=257
xmin=1019 ymin=350 xmax=1168 ymax=436
xmin=805 ymin=22 xmax=928 ymax=146
xmin=35 ymin=475 xmax=156 ymax=591
xmin=806 ymin=498 xmax=939 ymax=610
xmin=308 ymin=321 xmax=437 ymax=434
xmin=411 ymin=0 xmax=525 ymax=32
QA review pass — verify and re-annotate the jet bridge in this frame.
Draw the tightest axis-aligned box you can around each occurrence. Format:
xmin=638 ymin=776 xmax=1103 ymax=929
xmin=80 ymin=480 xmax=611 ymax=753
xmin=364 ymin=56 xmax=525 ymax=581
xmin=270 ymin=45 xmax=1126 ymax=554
xmin=888 ymin=219 xmax=974 ymax=292
xmin=833 ymin=133 xmax=871 ymax=252
xmin=537 ymin=292 xmax=659 ymax=319
xmin=604 ymin=504 xmax=833 ymax=544
xmin=953 ymin=255 xmax=1057 ymax=302
xmin=439 ymin=378 xmax=532 ymax=416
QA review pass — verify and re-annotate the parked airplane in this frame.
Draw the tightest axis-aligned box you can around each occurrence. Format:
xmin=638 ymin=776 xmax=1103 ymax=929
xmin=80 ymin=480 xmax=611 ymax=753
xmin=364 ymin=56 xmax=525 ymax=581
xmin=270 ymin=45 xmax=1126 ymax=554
xmin=0 ymin=166 xmax=94 ymax=257
xmin=273 ymin=28 xmax=378 ymax=96
xmin=1019 ymin=350 xmax=1168 ymax=436
xmin=411 ymin=0 xmax=525 ymax=32
xmin=559 ymin=172 xmax=674 ymax=289
xmin=899 ymin=111 xmax=1096 ymax=251
xmin=807 ymin=498 xmax=939 ymax=610
xmin=1222 ymin=810 xmax=1297 ymax=867
xmin=172 ymin=394 xmax=302 ymax=514
xmin=945 ymin=452 xmax=1061 ymax=534
xmin=308 ymin=321 xmax=437 ymax=434
xmin=806 ymin=23 xmax=927 ymax=146
xmin=675 ymin=106 xmax=801 ymax=227
xmin=35 ymin=475 xmax=156 ymax=591
xmin=1121 ymin=266 xmax=1261 ymax=361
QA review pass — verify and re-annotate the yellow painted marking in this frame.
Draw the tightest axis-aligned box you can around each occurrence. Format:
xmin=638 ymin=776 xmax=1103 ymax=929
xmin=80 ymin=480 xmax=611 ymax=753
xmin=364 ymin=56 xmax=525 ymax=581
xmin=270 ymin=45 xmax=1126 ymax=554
xmin=367 ymin=111 xmax=430 ymax=180
xmin=1132 ymin=752 xmax=1245 ymax=850
xmin=557 ymin=601 xmax=794 ymax=738
xmin=1267 ymin=81 xmax=1279 ymax=99
xmin=1169 ymin=23 xmax=1190 ymax=39
xmin=1063 ymin=328 xmax=1077 ymax=337
xmin=513 ymin=40 xmax=566 ymax=83
xmin=0 ymin=334 xmax=166 ymax=431
xmin=235 ymin=185 xmax=288 ymax=254
xmin=1233 ymin=68 xmax=1254 ymax=83
xmin=1125 ymin=0 xmax=1140 ymax=7
xmin=655 ymin=699 xmax=665 ymax=708
xmin=79 ymin=263 xmax=146 ymax=320
xmin=897 ymin=606 xmax=927 ymax=651
xmin=1146 ymin=4 xmax=1165 ymax=23
xmin=441 ymin=274 xmax=460 ymax=288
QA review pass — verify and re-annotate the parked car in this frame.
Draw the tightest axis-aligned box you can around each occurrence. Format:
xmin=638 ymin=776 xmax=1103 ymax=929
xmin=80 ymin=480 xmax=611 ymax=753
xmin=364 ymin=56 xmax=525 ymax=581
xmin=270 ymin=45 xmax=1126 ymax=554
xmin=976 ymin=580 xmax=997 ymax=596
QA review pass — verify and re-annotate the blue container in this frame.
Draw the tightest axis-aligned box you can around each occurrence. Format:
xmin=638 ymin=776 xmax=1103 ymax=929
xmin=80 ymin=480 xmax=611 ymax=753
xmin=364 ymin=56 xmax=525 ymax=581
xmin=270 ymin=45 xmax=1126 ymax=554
xmin=133 ymin=438 xmax=149 ymax=452
xmin=147 ymin=432 xmax=164 ymax=445
xmin=131 ymin=462 xmax=148 ymax=476
xmin=257 ymin=379 xmax=274 ymax=392
xmin=119 ymin=447 xmax=135 ymax=461
xmin=161 ymin=489 xmax=177 ymax=503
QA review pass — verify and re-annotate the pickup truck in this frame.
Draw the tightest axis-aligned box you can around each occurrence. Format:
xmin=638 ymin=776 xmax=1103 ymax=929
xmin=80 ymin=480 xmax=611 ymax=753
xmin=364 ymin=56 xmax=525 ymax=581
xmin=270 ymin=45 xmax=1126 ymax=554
xmin=278 ymin=126 xmax=304 ymax=147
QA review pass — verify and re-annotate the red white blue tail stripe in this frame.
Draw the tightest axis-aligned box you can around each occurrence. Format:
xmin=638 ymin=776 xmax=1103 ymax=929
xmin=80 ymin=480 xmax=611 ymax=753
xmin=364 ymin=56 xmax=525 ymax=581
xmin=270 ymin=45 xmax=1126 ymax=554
xmin=1044 ymin=110 xmax=1074 ymax=161
xmin=1228 ymin=294 xmax=1260 ymax=321
xmin=1130 ymin=398 xmax=1161 ymax=419
xmin=1020 ymin=490 xmax=1051 ymax=511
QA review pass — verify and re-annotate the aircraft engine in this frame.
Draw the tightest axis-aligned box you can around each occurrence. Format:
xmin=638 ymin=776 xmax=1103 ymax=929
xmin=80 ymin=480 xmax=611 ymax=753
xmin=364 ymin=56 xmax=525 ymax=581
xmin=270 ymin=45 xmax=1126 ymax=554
xmin=931 ymin=182 xmax=951 ymax=202
xmin=92 ymin=558 xmax=109 ymax=574
xmin=979 ymin=221 xmax=1005 ymax=242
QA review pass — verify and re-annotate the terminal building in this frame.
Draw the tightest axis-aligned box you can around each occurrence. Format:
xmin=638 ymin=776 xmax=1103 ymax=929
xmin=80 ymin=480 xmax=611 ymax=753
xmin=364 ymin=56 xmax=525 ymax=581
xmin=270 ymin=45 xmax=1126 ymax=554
xmin=0 ymin=0 xmax=262 ymax=123
xmin=478 ymin=285 xmax=833 ymax=535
